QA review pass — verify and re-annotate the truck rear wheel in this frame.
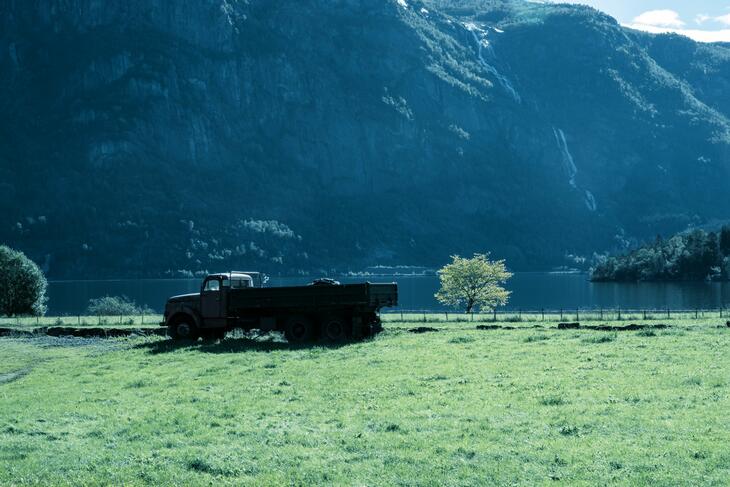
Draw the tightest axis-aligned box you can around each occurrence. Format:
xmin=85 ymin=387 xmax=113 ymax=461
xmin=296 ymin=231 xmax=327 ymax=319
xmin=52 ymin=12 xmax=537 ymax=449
xmin=321 ymin=316 xmax=349 ymax=342
xmin=284 ymin=316 xmax=314 ymax=343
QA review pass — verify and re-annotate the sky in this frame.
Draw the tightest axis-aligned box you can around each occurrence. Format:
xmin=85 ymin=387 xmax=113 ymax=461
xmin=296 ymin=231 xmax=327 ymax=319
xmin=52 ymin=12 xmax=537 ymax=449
xmin=550 ymin=0 xmax=730 ymax=42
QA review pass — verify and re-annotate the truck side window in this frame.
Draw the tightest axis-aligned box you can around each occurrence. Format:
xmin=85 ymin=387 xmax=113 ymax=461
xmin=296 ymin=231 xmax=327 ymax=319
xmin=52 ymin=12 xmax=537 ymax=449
xmin=204 ymin=279 xmax=220 ymax=292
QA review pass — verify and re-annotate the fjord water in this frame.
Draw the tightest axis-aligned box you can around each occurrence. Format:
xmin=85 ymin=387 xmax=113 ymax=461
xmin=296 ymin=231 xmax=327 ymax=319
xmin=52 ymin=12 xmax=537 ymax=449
xmin=46 ymin=274 xmax=730 ymax=315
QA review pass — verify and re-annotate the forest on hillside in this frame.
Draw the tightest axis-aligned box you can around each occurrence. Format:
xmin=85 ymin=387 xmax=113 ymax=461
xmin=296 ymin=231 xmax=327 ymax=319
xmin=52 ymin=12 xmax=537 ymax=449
xmin=591 ymin=227 xmax=730 ymax=282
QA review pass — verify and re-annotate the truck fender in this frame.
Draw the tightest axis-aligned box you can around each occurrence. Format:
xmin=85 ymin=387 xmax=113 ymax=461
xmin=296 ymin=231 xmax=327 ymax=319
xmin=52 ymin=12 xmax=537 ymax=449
xmin=166 ymin=308 xmax=202 ymax=329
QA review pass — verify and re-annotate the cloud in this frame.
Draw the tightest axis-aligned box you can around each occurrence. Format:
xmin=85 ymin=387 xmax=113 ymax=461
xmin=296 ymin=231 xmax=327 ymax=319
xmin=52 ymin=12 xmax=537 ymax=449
xmin=624 ymin=23 xmax=730 ymax=43
xmin=715 ymin=13 xmax=730 ymax=26
xmin=632 ymin=10 xmax=685 ymax=28
xmin=695 ymin=14 xmax=711 ymax=25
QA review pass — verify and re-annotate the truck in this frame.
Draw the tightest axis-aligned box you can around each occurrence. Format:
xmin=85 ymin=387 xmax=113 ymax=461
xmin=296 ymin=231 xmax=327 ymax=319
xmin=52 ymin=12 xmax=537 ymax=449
xmin=162 ymin=272 xmax=398 ymax=342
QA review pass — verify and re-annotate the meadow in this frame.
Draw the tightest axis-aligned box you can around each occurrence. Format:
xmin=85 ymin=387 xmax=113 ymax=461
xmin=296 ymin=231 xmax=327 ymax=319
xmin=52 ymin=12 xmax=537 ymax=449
xmin=1 ymin=317 xmax=729 ymax=485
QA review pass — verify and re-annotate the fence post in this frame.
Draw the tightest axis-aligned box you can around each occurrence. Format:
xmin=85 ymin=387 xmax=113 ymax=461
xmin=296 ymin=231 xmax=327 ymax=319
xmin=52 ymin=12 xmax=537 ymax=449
xmin=560 ymin=309 xmax=563 ymax=321
xmin=493 ymin=308 xmax=497 ymax=322
xmin=576 ymin=308 xmax=579 ymax=321
xmin=445 ymin=312 xmax=448 ymax=322
xmin=643 ymin=310 xmax=647 ymax=320
xmin=400 ymin=311 xmax=403 ymax=322
xmin=667 ymin=308 xmax=670 ymax=319
xmin=470 ymin=312 xmax=474 ymax=322
xmin=98 ymin=314 xmax=101 ymax=325
xmin=519 ymin=309 xmax=522 ymax=320
xmin=78 ymin=316 xmax=80 ymax=326
xmin=618 ymin=308 xmax=621 ymax=320
xmin=541 ymin=308 xmax=545 ymax=321
xmin=423 ymin=311 xmax=426 ymax=323
xmin=142 ymin=312 xmax=144 ymax=325
xmin=695 ymin=308 xmax=699 ymax=319
xmin=600 ymin=308 xmax=603 ymax=320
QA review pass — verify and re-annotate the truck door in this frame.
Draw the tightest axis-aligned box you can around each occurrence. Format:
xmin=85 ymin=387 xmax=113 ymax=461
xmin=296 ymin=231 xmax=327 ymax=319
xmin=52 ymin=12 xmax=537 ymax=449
xmin=201 ymin=277 xmax=226 ymax=327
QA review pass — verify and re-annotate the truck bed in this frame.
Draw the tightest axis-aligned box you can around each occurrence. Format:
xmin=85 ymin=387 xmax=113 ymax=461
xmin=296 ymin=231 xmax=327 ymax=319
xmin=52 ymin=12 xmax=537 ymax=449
xmin=227 ymin=282 xmax=397 ymax=312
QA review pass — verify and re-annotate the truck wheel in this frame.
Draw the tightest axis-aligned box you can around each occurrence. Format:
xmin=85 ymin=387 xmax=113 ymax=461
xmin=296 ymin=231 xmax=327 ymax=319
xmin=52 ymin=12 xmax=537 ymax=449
xmin=170 ymin=320 xmax=198 ymax=341
xmin=284 ymin=316 xmax=314 ymax=343
xmin=321 ymin=316 xmax=349 ymax=342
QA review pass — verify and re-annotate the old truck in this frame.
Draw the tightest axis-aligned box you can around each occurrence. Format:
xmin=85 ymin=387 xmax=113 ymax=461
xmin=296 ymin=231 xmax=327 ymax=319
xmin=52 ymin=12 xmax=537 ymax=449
xmin=162 ymin=272 xmax=398 ymax=342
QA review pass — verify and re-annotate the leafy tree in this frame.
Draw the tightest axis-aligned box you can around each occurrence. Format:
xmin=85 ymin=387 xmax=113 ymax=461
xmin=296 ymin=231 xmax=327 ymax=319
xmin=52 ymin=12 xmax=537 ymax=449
xmin=0 ymin=245 xmax=48 ymax=316
xmin=435 ymin=253 xmax=512 ymax=313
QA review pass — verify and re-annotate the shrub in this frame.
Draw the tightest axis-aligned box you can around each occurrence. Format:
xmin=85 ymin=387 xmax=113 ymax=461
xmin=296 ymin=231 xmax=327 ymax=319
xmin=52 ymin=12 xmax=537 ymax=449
xmin=86 ymin=295 xmax=148 ymax=316
xmin=0 ymin=245 xmax=47 ymax=316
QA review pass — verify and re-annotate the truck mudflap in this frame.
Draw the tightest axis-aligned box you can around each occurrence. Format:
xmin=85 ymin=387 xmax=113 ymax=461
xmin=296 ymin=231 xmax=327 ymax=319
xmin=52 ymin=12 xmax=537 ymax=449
xmin=351 ymin=314 xmax=382 ymax=339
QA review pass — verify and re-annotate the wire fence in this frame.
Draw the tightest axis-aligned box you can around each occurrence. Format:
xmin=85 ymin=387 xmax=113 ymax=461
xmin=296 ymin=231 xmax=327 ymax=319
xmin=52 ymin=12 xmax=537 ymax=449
xmin=381 ymin=308 xmax=730 ymax=323
xmin=0 ymin=314 xmax=165 ymax=328
xmin=1 ymin=308 xmax=729 ymax=328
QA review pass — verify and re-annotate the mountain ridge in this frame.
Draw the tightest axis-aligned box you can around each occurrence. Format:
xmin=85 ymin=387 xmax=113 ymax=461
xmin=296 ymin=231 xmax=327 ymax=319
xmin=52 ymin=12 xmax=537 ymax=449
xmin=2 ymin=0 xmax=729 ymax=278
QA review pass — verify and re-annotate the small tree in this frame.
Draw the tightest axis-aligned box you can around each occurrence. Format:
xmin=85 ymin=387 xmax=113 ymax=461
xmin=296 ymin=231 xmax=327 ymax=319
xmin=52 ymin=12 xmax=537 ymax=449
xmin=435 ymin=253 xmax=512 ymax=313
xmin=0 ymin=245 xmax=48 ymax=316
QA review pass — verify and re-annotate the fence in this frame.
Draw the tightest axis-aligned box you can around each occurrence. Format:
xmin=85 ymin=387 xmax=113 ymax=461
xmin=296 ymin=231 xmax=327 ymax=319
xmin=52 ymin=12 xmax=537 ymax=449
xmin=1 ymin=308 xmax=728 ymax=328
xmin=0 ymin=314 xmax=164 ymax=328
xmin=381 ymin=308 xmax=730 ymax=323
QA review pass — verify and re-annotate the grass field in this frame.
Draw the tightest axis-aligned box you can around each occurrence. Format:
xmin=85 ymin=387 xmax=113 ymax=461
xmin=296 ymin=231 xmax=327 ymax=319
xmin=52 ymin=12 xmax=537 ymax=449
xmin=2 ymin=318 xmax=730 ymax=485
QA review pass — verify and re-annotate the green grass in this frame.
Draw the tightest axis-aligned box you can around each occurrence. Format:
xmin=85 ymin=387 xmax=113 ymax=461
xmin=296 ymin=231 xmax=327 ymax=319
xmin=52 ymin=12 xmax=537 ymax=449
xmin=1 ymin=321 xmax=730 ymax=485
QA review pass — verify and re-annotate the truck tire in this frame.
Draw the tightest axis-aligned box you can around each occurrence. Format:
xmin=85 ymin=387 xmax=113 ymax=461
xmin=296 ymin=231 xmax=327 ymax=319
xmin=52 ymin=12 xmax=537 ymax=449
xmin=169 ymin=319 xmax=198 ymax=341
xmin=321 ymin=316 xmax=349 ymax=342
xmin=284 ymin=316 xmax=314 ymax=343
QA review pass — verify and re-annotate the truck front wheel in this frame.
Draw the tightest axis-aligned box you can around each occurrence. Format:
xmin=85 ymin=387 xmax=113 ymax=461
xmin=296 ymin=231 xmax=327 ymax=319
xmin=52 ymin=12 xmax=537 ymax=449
xmin=168 ymin=318 xmax=198 ymax=341
xmin=284 ymin=316 xmax=314 ymax=343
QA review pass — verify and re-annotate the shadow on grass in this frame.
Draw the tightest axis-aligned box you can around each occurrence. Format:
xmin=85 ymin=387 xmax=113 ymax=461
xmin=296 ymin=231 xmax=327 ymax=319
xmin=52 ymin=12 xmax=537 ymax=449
xmin=134 ymin=335 xmax=357 ymax=354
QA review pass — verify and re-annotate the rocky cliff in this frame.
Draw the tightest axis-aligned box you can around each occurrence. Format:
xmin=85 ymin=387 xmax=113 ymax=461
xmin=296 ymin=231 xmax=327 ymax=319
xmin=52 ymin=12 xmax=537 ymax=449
xmin=2 ymin=0 xmax=730 ymax=277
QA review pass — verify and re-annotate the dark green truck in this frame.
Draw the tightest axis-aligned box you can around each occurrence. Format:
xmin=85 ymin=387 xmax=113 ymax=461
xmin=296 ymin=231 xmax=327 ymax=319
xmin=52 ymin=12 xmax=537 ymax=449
xmin=162 ymin=272 xmax=397 ymax=342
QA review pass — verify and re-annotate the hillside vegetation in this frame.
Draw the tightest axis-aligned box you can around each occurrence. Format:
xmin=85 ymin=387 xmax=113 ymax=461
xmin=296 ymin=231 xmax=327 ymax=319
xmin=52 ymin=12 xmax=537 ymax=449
xmin=592 ymin=227 xmax=730 ymax=282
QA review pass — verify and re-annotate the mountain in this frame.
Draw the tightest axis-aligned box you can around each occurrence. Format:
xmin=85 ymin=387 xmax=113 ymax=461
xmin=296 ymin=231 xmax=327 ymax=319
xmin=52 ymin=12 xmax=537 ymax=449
xmin=2 ymin=0 xmax=730 ymax=278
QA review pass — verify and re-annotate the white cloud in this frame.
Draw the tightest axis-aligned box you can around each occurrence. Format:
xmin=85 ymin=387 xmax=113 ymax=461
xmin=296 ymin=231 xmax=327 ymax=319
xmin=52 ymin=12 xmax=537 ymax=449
xmin=632 ymin=10 xmax=685 ymax=28
xmin=624 ymin=23 xmax=730 ymax=43
xmin=695 ymin=14 xmax=711 ymax=25
xmin=715 ymin=13 xmax=730 ymax=26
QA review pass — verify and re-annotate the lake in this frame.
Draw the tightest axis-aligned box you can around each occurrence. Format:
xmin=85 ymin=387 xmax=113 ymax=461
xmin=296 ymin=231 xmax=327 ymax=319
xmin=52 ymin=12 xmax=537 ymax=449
xmin=45 ymin=273 xmax=730 ymax=315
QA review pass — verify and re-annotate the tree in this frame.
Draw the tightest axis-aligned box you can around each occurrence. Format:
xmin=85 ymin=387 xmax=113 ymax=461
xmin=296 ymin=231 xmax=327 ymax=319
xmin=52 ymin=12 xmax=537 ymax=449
xmin=435 ymin=253 xmax=512 ymax=313
xmin=720 ymin=226 xmax=730 ymax=257
xmin=0 ymin=245 xmax=47 ymax=316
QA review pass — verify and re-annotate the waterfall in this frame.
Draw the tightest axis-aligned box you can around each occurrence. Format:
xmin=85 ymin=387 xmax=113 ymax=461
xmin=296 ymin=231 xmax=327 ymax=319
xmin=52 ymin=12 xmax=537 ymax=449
xmin=466 ymin=25 xmax=521 ymax=104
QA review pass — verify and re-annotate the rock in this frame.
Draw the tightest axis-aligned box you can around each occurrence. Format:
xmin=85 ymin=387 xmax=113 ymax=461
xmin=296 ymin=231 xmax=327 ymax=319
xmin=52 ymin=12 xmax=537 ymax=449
xmin=558 ymin=322 xmax=581 ymax=329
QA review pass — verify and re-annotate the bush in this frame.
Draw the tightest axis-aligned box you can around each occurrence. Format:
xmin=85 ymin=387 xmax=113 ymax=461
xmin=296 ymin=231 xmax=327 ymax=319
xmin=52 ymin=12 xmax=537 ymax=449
xmin=0 ymin=245 xmax=47 ymax=316
xmin=86 ymin=295 xmax=151 ymax=316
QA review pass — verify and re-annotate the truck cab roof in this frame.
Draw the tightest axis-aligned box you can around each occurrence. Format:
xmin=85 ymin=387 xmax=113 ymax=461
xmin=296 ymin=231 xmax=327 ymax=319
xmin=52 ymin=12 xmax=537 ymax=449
xmin=205 ymin=271 xmax=266 ymax=288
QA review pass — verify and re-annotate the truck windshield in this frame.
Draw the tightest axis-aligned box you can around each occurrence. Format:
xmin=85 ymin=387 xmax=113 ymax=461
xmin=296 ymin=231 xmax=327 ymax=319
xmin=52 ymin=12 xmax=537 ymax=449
xmin=204 ymin=279 xmax=220 ymax=291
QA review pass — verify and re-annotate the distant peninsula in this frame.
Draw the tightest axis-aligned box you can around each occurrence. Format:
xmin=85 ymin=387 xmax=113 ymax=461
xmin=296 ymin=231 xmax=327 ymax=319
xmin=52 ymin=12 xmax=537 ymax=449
xmin=591 ymin=227 xmax=730 ymax=282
